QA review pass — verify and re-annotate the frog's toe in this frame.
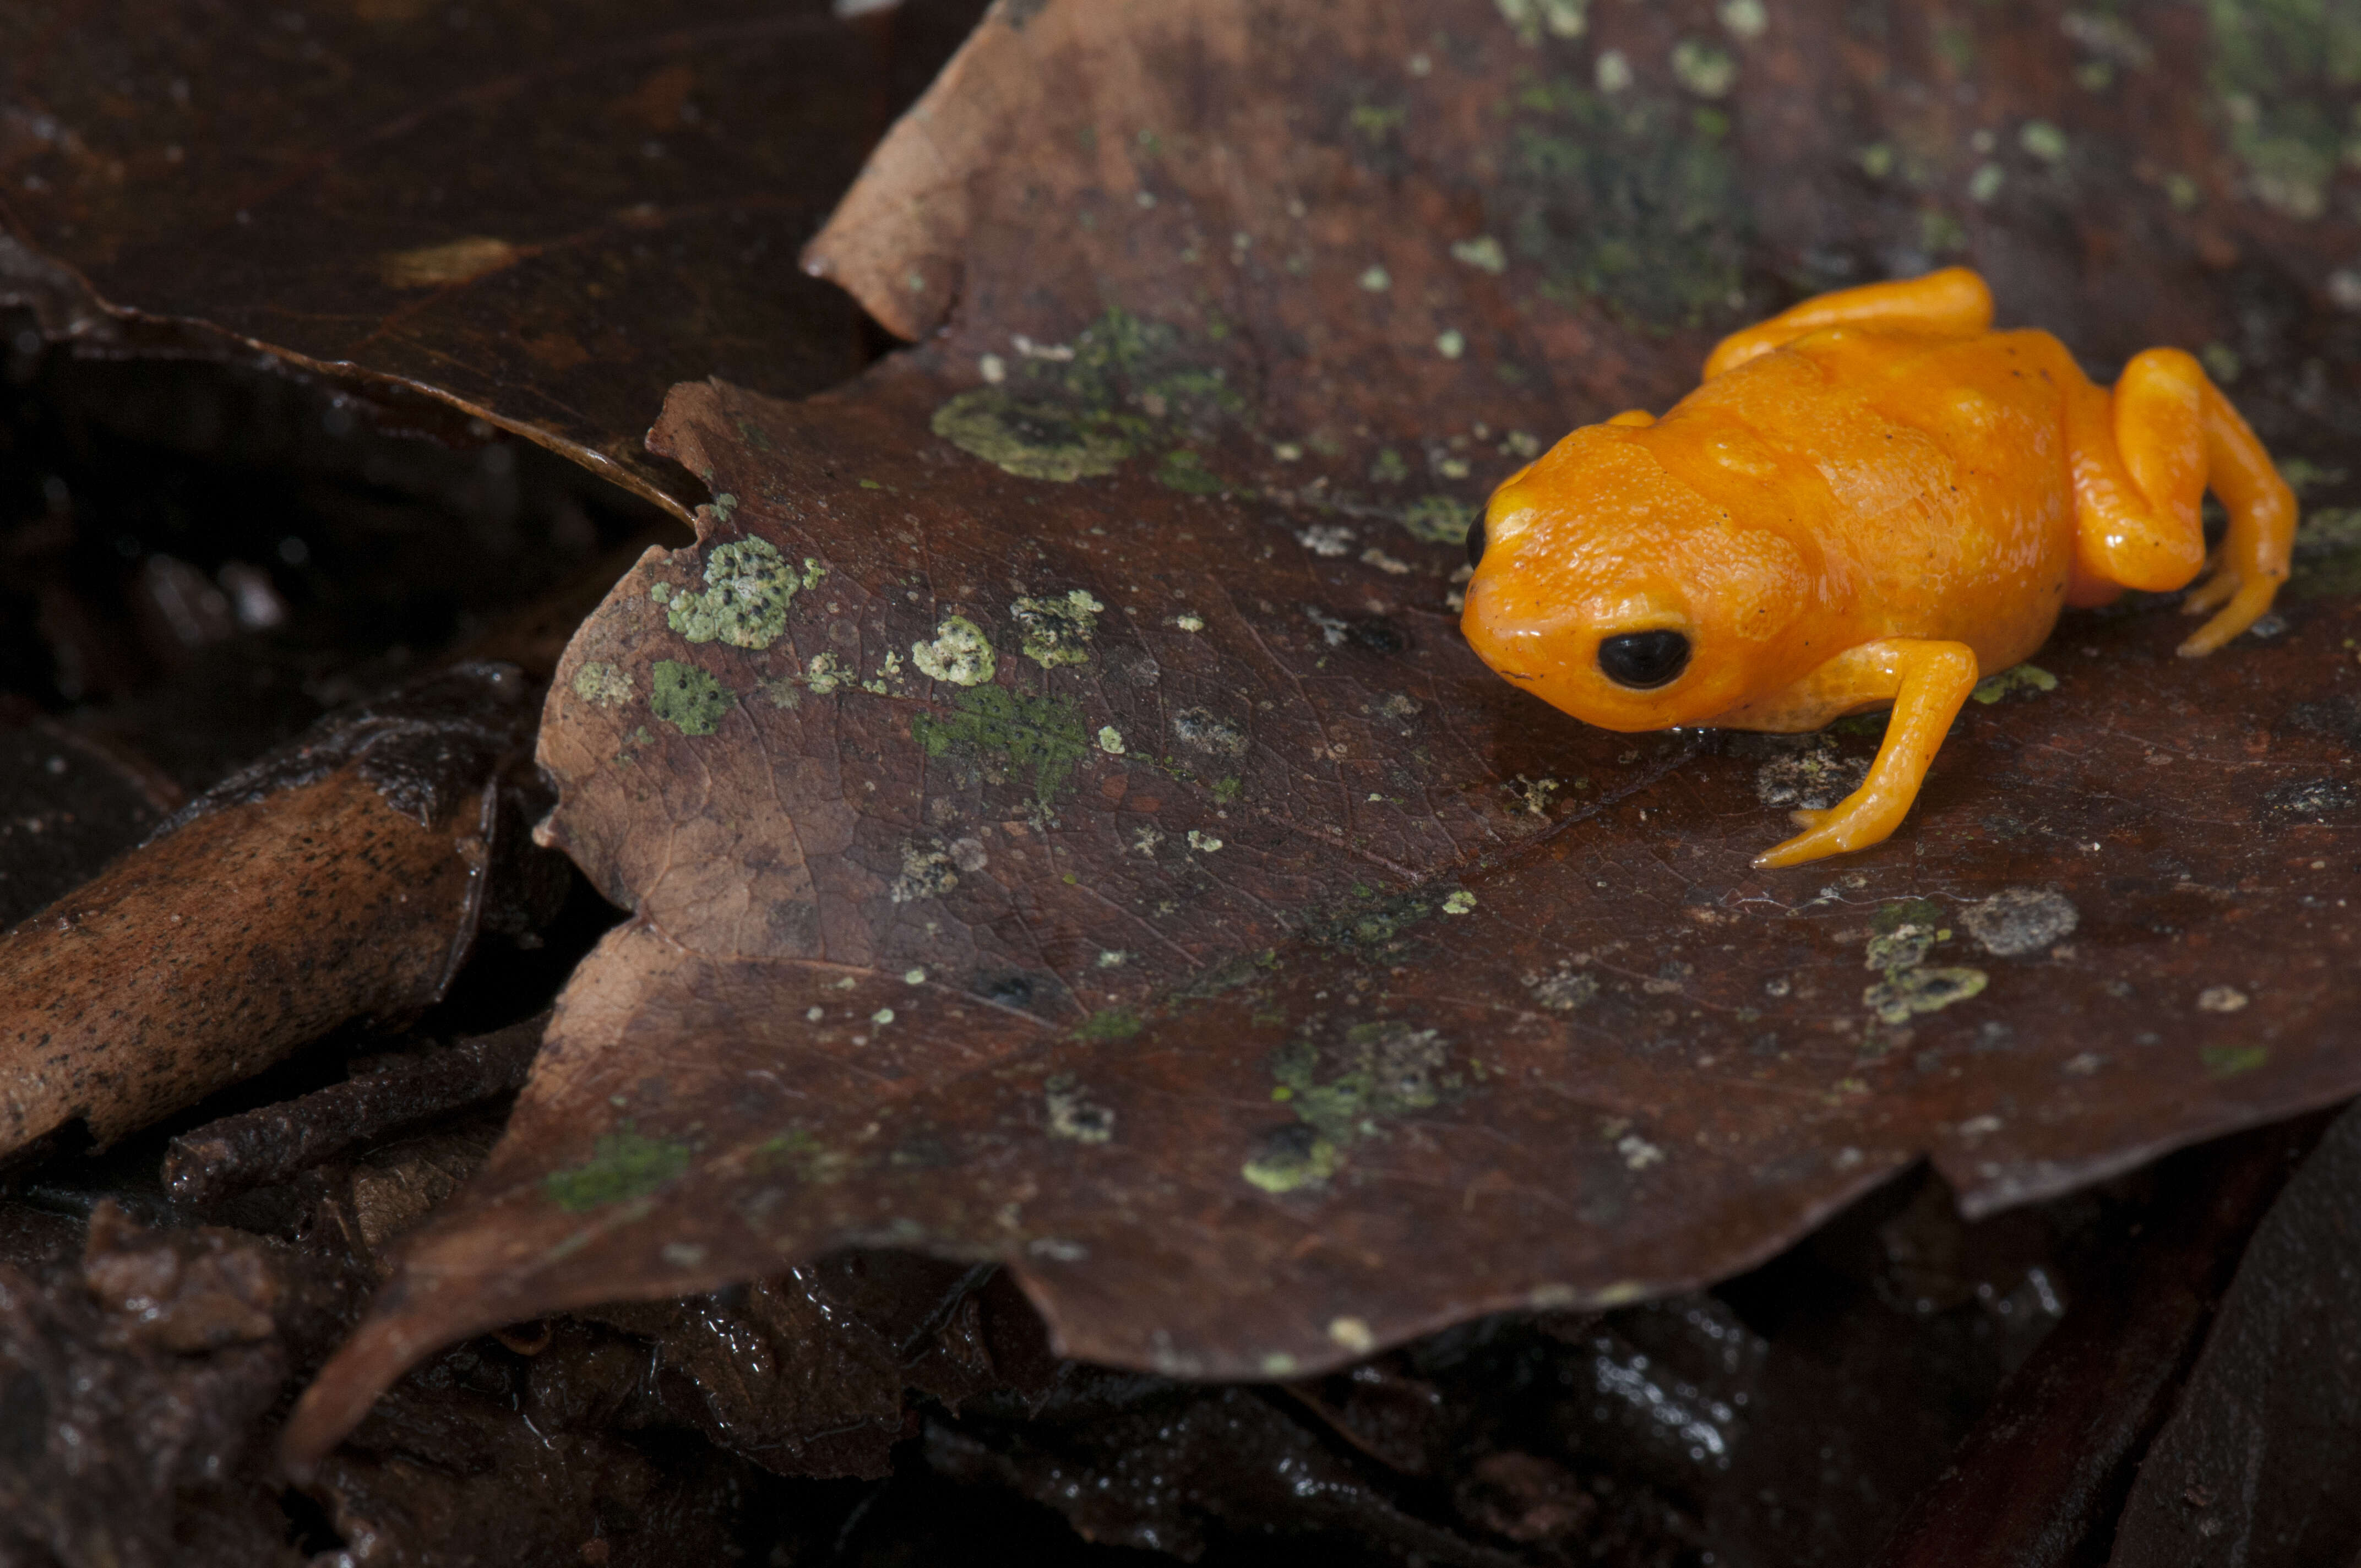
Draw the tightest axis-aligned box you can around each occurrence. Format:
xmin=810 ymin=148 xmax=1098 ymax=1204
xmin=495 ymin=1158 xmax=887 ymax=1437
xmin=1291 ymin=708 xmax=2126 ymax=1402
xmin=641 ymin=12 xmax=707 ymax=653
xmin=1787 ymin=807 xmax=1832 ymax=830
xmin=2178 ymin=578 xmax=2279 ymax=657
xmin=1753 ymin=827 xmax=1840 ymax=868
xmin=2180 ymin=569 xmax=2242 ymax=617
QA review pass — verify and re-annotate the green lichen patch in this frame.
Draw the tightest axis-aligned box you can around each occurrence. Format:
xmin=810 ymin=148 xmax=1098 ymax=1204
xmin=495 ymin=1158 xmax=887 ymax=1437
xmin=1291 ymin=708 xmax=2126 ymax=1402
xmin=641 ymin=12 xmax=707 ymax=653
xmin=1076 ymin=1008 xmax=1143 ymax=1042
xmin=1156 ymin=449 xmax=1227 ymax=494
xmin=752 ymin=1128 xmax=849 ymax=1184
xmin=572 ymin=661 xmax=634 ymax=708
xmin=2205 ymin=0 xmax=2361 ymax=219
xmin=1860 ymin=899 xmax=1987 ymax=1025
xmin=1499 ymin=75 xmax=1747 ymax=329
xmin=912 ymin=684 xmax=1092 ymax=809
xmin=803 ymin=652 xmax=852 ymax=695
xmin=1304 ymin=883 xmax=1444 ymax=958
xmin=658 ymin=537 xmax=806 ymax=649
xmin=2292 ymin=505 xmax=2361 ymax=596
xmin=1864 ymin=966 xmax=1988 ymax=1025
xmin=1010 ymin=589 xmax=1106 ymax=667
xmin=650 ymin=660 xmax=735 ymax=736
xmin=1243 ymin=1125 xmax=1342 ymax=1194
xmin=911 ymin=614 xmax=998 ymax=686
xmin=2202 ymin=1043 xmax=2271 ymax=1077
xmin=932 ymin=389 xmax=1134 ymax=481
xmin=1971 ymin=663 xmax=2058 ymax=704
xmin=1243 ymin=1021 xmax=1461 ymax=1192
xmin=1400 ymin=494 xmax=1478 ymax=545
xmin=545 ymin=1129 xmax=692 ymax=1212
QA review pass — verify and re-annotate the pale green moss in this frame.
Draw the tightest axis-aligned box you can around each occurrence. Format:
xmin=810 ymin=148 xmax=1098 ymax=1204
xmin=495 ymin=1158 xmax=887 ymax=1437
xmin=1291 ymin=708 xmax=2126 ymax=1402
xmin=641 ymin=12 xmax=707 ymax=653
xmin=911 ymin=615 xmax=997 ymax=686
xmin=659 ymin=538 xmax=803 ymax=650
xmin=650 ymin=660 xmax=733 ymax=736
xmin=545 ymin=1130 xmax=691 ymax=1212
xmin=1011 ymin=589 xmax=1105 ymax=668
xmin=572 ymin=661 xmax=634 ymax=708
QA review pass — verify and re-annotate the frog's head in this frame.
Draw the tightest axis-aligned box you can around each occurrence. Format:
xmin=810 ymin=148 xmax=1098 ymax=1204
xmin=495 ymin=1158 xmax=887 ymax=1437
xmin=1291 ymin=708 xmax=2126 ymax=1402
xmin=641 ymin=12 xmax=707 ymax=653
xmin=1459 ymin=425 xmax=1810 ymax=732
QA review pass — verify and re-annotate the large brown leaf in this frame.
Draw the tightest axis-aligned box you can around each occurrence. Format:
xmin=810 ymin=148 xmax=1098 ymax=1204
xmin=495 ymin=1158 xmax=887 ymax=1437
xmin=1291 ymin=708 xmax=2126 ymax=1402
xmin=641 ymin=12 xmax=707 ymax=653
xmin=0 ymin=0 xmax=960 ymax=517
xmin=290 ymin=0 xmax=2361 ymax=1463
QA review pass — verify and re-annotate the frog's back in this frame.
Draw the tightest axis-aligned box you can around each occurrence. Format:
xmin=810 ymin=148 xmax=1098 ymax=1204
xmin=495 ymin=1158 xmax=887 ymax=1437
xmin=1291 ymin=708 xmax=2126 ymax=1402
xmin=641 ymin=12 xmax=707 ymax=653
xmin=1646 ymin=325 xmax=2086 ymax=670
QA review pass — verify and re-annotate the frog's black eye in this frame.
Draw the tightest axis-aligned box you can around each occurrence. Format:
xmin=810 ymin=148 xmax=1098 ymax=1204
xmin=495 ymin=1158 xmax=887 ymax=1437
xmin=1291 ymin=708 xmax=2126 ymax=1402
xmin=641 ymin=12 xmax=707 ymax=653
xmin=1464 ymin=512 xmax=1486 ymax=569
xmin=1598 ymin=630 xmax=1690 ymax=688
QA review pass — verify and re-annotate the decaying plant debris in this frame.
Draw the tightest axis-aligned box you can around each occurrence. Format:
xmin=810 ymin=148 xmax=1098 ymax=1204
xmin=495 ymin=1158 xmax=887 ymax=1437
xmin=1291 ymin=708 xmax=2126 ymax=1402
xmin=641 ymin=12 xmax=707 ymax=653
xmin=2 ymin=0 xmax=2359 ymax=1562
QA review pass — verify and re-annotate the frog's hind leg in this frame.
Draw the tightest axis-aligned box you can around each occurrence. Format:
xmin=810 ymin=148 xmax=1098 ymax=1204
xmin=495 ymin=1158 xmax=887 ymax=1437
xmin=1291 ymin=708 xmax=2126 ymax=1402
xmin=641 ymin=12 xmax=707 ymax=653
xmin=1704 ymin=267 xmax=1993 ymax=379
xmin=2068 ymin=347 xmax=2294 ymax=656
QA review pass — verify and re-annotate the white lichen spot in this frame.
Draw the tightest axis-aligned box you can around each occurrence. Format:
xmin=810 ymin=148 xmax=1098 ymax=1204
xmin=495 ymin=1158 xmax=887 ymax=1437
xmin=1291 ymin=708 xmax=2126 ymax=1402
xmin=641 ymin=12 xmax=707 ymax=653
xmin=1328 ymin=1316 xmax=1376 ymax=1354
xmin=1358 ymin=264 xmax=1392 ymax=292
xmin=1962 ymin=888 xmax=2078 ymax=956
xmin=891 ymin=839 xmax=958 ymax=903
xmin=1359 ymin=546 xmax=1412 ymax=574
xmin=1130 ymin=824 xmax=1166 ymax=857
xmin=1956 ymin=1114 xmax=2003 ymax=1138
xmin=1096 ymin=949 xmax=1128 ymax=968
xmin=572 ymin=661 xmax=634 ymax=708
xmin=911 ymin=614 xmax=997 ymax=686
xmin=1442 ymin=890 xmax=1477 ymax=914
xmin=803 ymin=651 xmax=851 ymax=695
xmin=1011 ymin=588 xmax=1105 ymax=667
xmin=1495 ymin=0 xmax=1587 ymax=46
xmin=1618 ymin=1133 xmax=1665 ymax=1170
xmin=1450 ymin=235 xmax=1508 ymax=274
xmin=1045 ymin=1075 xmax=1114 ymax=1144
xmin=2330 ymin=269 xmax=2361 ymax=312
xmin=662 ymin=1242 xmax=708 ymax=1268
xmin=1595 ymin=48 xmax=1634 ymax=92
xmin=1435 ymin=328 xmax=1466 ymax=360
xmin=2197 ymin=984 xmax=2250 ymax=1013
xmin=872 ymin=1008 xmax=895 ymax=1026
xmin=1272 ymin=441 xmax=1304 ymax=462
xmin=1187 ymin=829 xmax=1224 ymax=852
xmin=1173 ymin=612 xmax=1206 ymax=632
xmin=806 ymin=1006 xmax=825 ymax=1022
xmin=1097 ymin=725 xmax=1127 ymax=755
xmin=1968 ymin=162 xmax=2005 ymax=203
xmin=1671 ymin=38 xmax=1738 ymax=97
xmin=1297 ymin=524 xmax=1354 ymax=556
xmin=949 ymin=836 xmax=989 ymax=873
xmin=1718 ymin=0 xmax=1767 ymax=39
xmin=904 ymin=967 xmax=927 ymax=985
xmin=978 ymin=352 xmax=1007 ymax=384
xmin=1261 ymin=1352 xmax=1299 ymax=1376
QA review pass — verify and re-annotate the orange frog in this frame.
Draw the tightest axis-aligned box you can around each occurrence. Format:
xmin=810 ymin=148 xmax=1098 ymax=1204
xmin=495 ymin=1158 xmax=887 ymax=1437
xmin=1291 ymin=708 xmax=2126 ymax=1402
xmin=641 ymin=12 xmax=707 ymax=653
xmin=1460 ymin=267 xmax=2295 ymax=868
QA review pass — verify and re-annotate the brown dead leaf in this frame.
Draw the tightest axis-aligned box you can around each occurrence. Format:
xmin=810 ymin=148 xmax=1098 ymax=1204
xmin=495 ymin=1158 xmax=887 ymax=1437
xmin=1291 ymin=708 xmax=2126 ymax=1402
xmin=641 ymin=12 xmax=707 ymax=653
xmin=0 ymin=0 xmax=960 ymax=518
xmin=0 ymin=661 xmax=537 ymax=1159
xmin=291 ymin=0 xmax=2361 ymax=1464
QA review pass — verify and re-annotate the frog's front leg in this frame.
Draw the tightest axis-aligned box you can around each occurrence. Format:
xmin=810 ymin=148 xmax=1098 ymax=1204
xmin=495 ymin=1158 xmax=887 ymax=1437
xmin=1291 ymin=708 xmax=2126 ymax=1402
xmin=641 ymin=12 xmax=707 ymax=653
xmin=1740 ymin=640 xmax=1981 ymax=869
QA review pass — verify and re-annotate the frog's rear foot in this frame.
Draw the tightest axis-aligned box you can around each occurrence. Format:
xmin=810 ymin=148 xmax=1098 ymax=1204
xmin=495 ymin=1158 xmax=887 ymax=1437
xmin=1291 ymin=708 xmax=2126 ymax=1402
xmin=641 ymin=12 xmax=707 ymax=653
xmin=2177 ymin=564 xmax=2284 ymax=657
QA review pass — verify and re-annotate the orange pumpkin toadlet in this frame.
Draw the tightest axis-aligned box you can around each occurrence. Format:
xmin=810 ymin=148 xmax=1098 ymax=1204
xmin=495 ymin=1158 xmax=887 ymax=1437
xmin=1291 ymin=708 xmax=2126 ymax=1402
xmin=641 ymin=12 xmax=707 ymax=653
xmin=1460 ymin=267 xmax=2295 ymax=868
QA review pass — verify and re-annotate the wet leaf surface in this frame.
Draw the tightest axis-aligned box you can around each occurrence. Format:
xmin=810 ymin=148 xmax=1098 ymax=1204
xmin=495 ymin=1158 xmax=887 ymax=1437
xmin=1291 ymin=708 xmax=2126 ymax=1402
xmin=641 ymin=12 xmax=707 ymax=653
xmin=292 ymin=0 xmax=2361 ymax=1458
xmin=0 ymin=0 xmax=984 ymax=517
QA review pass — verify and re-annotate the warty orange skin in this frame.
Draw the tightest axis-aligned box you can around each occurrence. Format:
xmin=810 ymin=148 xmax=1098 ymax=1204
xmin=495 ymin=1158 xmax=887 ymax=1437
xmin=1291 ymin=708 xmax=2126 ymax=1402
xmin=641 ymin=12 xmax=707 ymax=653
xmin=1460 ymin=268 xmax=2295 ymax=867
